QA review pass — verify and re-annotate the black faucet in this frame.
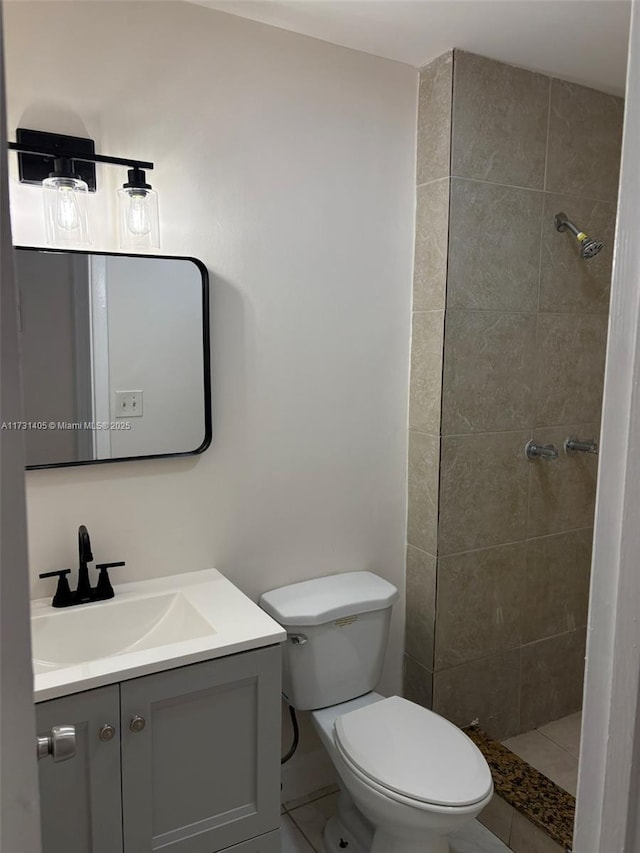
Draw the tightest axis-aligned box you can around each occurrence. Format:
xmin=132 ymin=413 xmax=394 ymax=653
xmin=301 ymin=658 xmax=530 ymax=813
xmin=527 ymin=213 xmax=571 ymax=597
xmin=39 ymin=525 xmax=125 ymax=608
xmin=76 ymin=524 xmax=94 ymax=603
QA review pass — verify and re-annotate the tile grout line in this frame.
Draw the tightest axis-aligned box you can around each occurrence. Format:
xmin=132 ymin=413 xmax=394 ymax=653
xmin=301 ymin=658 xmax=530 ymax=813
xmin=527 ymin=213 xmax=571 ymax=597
xmin=286 ymin=810 xmax=323 ymax=853
xmin=528 ymin=77 xmax=553 ymax=559
xmin=283 ymin=786 xmax=340 ymax=814
xmin=427 ymin=173 xmax=618 ymax=206
xmin=536 ymin=727 xmax=581 ymax=760
xmin=286 ymin=792 xmax=339 ymax=853
xmin=417 ymin=525 xmax=594 ymax=562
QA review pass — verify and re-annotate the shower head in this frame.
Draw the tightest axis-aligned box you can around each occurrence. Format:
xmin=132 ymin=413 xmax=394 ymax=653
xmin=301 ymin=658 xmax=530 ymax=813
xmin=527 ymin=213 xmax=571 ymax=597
xmin=555 ymin=212 xmax=604 ymax=259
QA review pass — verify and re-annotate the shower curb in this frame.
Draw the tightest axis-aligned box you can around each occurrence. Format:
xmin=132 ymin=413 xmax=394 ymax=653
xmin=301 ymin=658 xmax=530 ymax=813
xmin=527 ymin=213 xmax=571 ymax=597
xmin=464 ymin=725 xmax=574 ymax=852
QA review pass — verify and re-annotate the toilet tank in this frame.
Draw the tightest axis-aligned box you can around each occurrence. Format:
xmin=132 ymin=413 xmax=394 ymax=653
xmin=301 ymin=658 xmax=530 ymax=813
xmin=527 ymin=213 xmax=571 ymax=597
xmin=259 ymin=572 xmax=398 ymax=710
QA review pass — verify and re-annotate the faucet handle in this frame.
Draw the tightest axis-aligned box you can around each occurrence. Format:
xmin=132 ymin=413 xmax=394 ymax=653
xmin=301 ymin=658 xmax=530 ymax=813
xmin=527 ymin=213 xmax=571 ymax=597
xmin=94 ymin=562 xmax=125 ymax=601
xmin=39 ymin=569 xmax=74 ymax=608
xmin=565 ymin=437 xmax=599 ymax=455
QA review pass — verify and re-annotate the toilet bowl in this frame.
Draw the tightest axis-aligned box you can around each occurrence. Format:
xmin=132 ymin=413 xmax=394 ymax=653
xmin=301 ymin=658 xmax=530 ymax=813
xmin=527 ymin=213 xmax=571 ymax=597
xmin=259 ymin=572 xmax=494 ymax=853
xmin=312 ymin=693 xmax=493 ymax=853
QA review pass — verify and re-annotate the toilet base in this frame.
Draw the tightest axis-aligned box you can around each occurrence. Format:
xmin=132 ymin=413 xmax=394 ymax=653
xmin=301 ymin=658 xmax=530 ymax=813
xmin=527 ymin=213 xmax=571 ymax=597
xmin=323 ymin=814 xmax=367 ymax=853
xmin=324 ymin=814 xmax=451 ymax=853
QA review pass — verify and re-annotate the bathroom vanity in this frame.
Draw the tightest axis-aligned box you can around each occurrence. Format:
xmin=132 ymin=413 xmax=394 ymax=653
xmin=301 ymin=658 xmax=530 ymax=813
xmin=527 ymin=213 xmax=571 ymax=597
xmin=32 ymin=570 xmax=286 ymax=853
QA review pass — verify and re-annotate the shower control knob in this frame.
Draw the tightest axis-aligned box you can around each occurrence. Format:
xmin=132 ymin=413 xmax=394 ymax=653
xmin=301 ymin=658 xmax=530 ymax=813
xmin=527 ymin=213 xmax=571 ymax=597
xmin=130 ymin=715 xmax=146 ymax=734
xmin=565 ymin=437 xmax=599 ymax=455
xmin=99 ymin=725 xmax=116 ymax=742
xmin=525 ymin=440 xmax=559 ymax=461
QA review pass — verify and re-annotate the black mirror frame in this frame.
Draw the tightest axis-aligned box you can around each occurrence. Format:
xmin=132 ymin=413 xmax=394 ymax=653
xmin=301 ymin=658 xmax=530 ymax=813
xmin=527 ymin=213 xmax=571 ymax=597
xmin=14 ymin=245 xmax=212 ymax=470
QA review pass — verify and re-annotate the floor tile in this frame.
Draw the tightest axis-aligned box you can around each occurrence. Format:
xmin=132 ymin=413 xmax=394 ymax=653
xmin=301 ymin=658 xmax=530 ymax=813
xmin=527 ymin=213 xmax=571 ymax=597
xmin=509 ymin=811 xmax=565 ymax=853
xmin=450 ymin=817 xmax=512 ymax=852
xmin=478 ymin=793 xmax=514 ymax=844
xmin=282 ymin=814 xmax=316 ymax=853
xmin=288 ymin=792 xmax=339 ymax=852
xmin=503 ymin=730 xmax=578 ymax=795
xmin=539 ymin=711 xmax=582 ymax=758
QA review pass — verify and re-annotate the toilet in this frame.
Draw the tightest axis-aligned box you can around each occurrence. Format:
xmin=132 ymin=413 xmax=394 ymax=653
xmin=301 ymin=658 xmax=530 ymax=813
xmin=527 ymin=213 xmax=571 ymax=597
xmin=259 ymin=571 xmax=493 ymax=853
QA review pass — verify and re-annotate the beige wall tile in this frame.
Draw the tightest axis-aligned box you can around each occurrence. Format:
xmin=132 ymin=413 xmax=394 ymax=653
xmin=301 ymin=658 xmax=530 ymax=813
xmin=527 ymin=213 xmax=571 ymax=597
xmin=417 ymin=52 xmax=453 ymax=185
xmin=509 ymin=812 xmax=565 ymax=853
xmin=405 ymin=546 xmax=436 ymax=669
xmin=477 ymin=794 xmax=514 ymax=845
xmin=413 ymin=179 xmax=450 ymax=311
xmin=540 ymin=193 xmax=616 ymax=314
xmin=407 ymin=431 xmax=440 ymax=554
xmin=435 ymin=542 xmax=525 ymax=669
xmin=447 ymin=179 xmax=543 ymax=311
xmin=520 ymin=628 xmax=587 ymax=731
xmin=527 ymin=424 xmax=599 ymax=537
xmin=546 ymin=78 xmax=624 ymax=202
xmin=451 ymin=51 xmax=549 ymax=188
xmin=533 ymin=314 xmax=608 ymax=427
xmin=523 ymin=528 xmax=593 ymax=643
xmin=433 ymin=648 xmax=521 ymax=740
xmin=403 ymin=655 xmax=433 ymax=709
xmin=442 ymin=311 xmax=537 ymax=434
xmin=439 ymin=431 xmax=530 ymax=554
xmin=409 ymin=311 xmax=444 ymax=434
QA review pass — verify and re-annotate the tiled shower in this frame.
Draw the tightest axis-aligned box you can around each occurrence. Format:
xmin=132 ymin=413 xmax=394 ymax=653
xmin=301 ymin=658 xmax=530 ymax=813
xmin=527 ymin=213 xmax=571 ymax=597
xmin=404 ymin=50 xmax=623 ymax=741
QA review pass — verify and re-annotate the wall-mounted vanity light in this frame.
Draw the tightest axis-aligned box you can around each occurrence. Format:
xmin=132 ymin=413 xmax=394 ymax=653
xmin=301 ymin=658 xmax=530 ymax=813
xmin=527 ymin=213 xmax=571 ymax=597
xmin=42 ymin=157 xmax=91 ymax=246
xmin=8 ymin=128 xmax=160 ymax=250
xmin=118 ymin=167 xmax=159 ymax=250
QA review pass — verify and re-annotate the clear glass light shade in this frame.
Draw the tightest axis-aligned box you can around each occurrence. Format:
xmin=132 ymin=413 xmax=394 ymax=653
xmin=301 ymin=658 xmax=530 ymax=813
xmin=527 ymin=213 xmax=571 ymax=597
xmin=118 ymin=187 xmax=160 ymax=250
xmin=42 ymin=176 xmax=91 ymax=247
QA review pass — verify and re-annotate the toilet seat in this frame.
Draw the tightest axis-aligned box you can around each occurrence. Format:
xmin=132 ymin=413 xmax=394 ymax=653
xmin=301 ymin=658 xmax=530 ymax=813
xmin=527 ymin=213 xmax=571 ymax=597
xmin=334 ymin=696 xmax=493 ymax=809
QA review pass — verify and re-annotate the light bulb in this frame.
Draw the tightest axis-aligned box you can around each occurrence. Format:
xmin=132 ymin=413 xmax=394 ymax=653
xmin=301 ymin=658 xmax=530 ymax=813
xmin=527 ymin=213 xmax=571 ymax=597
xmin=42 ymin=169 xmax=91 ymax=247
xmin=126 ymin=191 xmax=152 ymax=236
xmin=118 ymin=169 xmax=159 ymax=250
xmin=55 ymin=185 xmax=82 ymax=231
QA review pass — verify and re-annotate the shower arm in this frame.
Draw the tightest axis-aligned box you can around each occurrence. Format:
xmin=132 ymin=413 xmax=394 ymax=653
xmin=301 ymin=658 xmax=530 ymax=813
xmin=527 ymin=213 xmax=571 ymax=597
xmin=555 ymin=214 xmax=582 ymax=238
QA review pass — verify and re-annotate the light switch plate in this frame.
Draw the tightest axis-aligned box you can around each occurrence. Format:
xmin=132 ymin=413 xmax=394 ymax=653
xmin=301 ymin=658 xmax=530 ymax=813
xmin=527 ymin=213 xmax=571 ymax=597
xmin=114 ymin=390 xmax=143 ymax=418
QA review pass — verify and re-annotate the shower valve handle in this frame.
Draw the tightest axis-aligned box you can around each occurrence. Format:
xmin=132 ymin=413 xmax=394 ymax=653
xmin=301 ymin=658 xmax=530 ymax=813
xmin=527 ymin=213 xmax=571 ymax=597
xmin=565 ymin=437 xmax=599 ymax=455
xmin=526 ymin=441 xmax=559 ymax=461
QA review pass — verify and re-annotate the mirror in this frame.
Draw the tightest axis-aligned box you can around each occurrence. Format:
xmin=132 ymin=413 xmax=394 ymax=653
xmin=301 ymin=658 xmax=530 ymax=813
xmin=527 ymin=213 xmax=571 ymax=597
xmin=14 ymin=247 xmax=211 ymax=469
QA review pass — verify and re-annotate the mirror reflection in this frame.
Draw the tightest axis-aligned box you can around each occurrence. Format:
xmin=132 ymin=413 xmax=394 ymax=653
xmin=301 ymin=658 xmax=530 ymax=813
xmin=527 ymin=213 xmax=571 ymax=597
xmin=14 ymin=249 xmax=211 ymax=469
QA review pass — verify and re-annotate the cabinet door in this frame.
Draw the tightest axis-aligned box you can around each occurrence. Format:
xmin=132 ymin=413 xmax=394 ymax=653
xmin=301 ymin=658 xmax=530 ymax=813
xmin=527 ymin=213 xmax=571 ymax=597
xmin=121 ymin=645 xmax=281 ymax=853
xmin=36 ymin=685 xmax=123 ymax=853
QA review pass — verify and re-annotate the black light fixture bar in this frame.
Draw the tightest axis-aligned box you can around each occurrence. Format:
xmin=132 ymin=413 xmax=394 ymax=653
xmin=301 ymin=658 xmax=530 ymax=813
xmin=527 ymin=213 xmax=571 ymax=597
xmin=7 ymin=129 xmax=153 ymax=193
xmin=8 ymin=141 xmax=154 ymax=171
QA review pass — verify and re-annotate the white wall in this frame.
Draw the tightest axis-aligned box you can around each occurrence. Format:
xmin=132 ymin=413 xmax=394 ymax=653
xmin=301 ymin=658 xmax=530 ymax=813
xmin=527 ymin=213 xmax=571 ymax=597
xmin=4 ymin=1 xmax=416 ymax=702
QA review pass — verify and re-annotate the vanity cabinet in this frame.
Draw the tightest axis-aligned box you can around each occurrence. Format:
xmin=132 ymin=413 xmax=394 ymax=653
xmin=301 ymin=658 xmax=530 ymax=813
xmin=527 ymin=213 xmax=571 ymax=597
xmin=36 ymin=645 xmax=281 ymax=853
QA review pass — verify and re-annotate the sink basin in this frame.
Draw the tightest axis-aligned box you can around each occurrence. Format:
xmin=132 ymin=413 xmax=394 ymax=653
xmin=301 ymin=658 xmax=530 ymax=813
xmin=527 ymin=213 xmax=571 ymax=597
xmin=32 ymin=592 xmax=215 ymax=670
xmin=31 ymin=569 xmax=287 ymax=702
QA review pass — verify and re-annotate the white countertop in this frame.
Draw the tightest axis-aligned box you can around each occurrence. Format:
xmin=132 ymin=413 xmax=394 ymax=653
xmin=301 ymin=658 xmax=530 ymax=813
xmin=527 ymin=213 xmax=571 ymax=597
xmin=31 ymin=569 xmax=286 ymax=702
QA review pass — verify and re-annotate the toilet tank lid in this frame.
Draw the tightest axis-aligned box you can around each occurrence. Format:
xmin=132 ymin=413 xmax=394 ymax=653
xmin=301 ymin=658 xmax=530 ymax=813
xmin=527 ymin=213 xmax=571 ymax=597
xmin=259 ymin=572 xmax=398 ymax=626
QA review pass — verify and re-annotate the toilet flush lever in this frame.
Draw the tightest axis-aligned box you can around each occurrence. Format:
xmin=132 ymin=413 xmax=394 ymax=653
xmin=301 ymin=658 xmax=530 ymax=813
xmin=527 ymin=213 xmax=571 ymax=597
xmin=288 ymin=633 xmax=308 ymax=645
